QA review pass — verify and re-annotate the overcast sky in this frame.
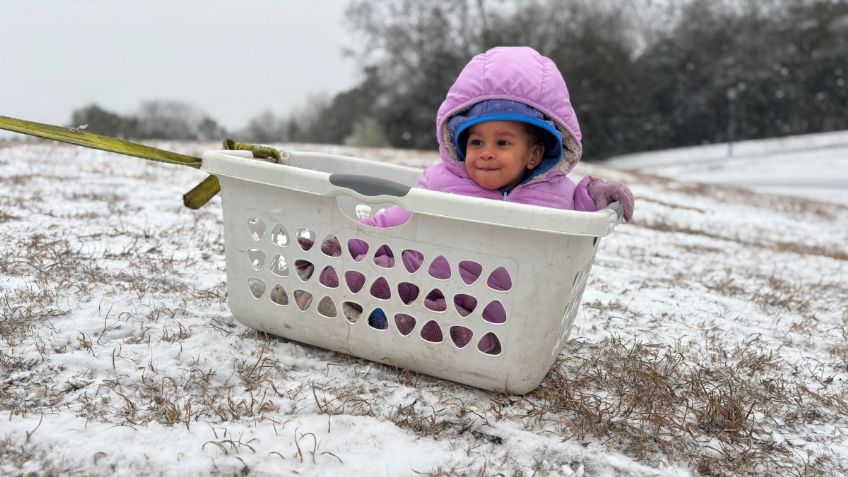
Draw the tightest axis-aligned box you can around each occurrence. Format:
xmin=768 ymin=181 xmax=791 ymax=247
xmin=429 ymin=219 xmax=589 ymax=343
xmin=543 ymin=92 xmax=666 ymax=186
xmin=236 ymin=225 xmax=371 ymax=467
xmin=0 ymin=0 xmax=360 ymax=131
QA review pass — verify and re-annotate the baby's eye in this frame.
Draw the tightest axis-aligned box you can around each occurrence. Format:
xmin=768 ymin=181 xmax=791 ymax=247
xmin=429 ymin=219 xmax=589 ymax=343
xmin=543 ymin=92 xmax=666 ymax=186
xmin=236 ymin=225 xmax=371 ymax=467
xmin=468 ymin=139 xmax=483 ymax=146
xmin=497 ymin=140 xmax=512 ymax=147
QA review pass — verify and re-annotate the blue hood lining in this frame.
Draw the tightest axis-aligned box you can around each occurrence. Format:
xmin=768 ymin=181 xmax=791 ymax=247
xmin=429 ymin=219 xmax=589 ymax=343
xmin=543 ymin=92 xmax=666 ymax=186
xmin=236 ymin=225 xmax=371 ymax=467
xmin=452 ymin=112 xmax=563 ymax=183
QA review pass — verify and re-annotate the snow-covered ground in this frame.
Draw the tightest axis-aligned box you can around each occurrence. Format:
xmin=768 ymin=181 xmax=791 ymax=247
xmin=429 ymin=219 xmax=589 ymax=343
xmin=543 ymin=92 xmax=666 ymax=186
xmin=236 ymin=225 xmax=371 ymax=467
xmin=1 ymin=138 xmax=846 ymax=476
xmin=606 ymin=130 xmax=848 ymax=205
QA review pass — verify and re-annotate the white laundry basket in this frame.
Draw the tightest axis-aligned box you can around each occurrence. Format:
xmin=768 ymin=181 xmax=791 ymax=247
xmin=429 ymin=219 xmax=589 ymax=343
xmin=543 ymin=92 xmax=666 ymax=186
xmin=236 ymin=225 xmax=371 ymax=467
xmin=202 ymin=149 xmax=621 ymax=394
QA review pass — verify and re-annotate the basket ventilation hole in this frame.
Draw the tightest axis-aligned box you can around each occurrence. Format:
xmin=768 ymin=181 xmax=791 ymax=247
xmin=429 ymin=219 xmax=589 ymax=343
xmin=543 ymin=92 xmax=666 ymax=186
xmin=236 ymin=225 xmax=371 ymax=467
xmin=343 ymin=302 xmax=363 ymax=323
xmin=247 ymin=249 xmax=266 ymax=271
xmin=368 ymin=308 xmax=388 ymax=330
xmin=247 ymin=218 xmax=266 ymax=241
xmin=370 ymin=277 xmax=392 ymax=300
xmin=459 ymin=261 xmax=483 ymax=285
xmin=450 ymin=326 xmax=473 ymax=348
xmin=317 ymin=297 xmax=337 ymax=317
xmin=373 ymin=244 xmax=395 ymax=268
xmin=428 ymin=255 xmax=451 ymax=279
xmin=296 ymin=228 xmax=316 ymax=250
xmin=424 ymin=289 xmax=447 ymax=312
xmin=482 ymin=301 xmax=507 ymax=324
xmin=398 ymin=282 xmax=420 ymax=305
xmin=294 ymin=290 xmax=313 ymax=311
xmin=295 ymin=259 xmax=314 ymax=281
xmin=402 ymin=249 xmax=424 ymax=273
xmin=395 ymin=314 xmax=416 ymax=336
xmin=593 ymin=237 xmax=599 ymax=247
xmin=270 ymin=285 xmax=288 ymax=305
xmin=420 ymin=320 xmax=443 ymax=343
xmin=487 ymin=267 xmax=512 ymax=291
xmin=478 ymin=333 xmax=502 ymax=355
xmin=453 ymin=294 xmax=478 ymax=317
xmin=348 ymin=239 xmax=369 ymax=261
xmin=270 ymin=254 xmax=289 ymax=277
xmin=319 ymin=266 xmax=339 ymax=288
xmin=321 ymin=234 xmax=342 ymax=257
xmin=344 ymin=271 xmax=366 ymax=293
xmin=247 ymin=278 xmax=266 ymax=298
xmin=270 ymin=224 xmax=289 ymax=246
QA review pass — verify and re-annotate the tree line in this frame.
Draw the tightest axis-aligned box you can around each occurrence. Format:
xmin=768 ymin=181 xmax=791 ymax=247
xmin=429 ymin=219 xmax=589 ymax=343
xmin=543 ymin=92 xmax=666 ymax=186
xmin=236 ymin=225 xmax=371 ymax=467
xmin=70 ymin=101 xmax=227 ymax=141
xmin=71 ymin=0 xmax=848 ymax=160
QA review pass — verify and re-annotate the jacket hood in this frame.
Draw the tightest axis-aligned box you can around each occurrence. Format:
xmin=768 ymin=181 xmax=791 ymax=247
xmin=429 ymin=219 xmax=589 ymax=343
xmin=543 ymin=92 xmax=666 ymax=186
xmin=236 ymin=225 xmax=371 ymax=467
xmin=436 ymin=46 xmax=583 ymax=179
xmin=448 ymin=99 xmax=564 ymax=161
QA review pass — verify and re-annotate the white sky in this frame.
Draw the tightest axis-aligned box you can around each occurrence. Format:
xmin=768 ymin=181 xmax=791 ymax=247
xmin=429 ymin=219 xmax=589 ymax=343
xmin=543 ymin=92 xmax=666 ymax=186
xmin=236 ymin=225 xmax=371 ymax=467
xmin=0 ymin=0 xmax=360 ymax=131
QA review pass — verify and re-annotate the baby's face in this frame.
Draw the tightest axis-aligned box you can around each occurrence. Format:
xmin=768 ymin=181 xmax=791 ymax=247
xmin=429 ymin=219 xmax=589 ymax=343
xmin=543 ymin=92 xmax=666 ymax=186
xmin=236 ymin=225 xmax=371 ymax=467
xmin=464 ymin=121 xmax=543 ymax=190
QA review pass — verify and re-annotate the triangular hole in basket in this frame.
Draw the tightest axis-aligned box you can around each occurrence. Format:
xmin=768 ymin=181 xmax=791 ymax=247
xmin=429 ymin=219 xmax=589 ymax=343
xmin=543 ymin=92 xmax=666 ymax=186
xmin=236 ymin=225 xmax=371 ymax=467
xmin=401 ymin=249 xmax=424 ymax=273
xmin=482 ymin=300 xmax=507 ymax=324
xmin=270 ymin=284 xmax=288 ymax=305
xmin=368 ymin=308 xmax=388 ymax=330
xmin=398 ymin=282 xmax=420 ymax=305
xmin=248 ymin=278 xmax=266 ymax=298
xmin=317 ymin=296 xmax=337 ymax=318
xmin=319 ymin=266 xmax=339 ymax=288
xmin=373 ymin=244 xmax=395 ymax=268
xmin=247 ymin=248 xmax=266 ymax=271
xmin=344 ymin=271 xmax=366 ymax=293
xmin=420 ymin=320 xmax=443 ymax=343
xmin=294 ymin=290 xmax=313 ymax=311
xmin=428 ymin=255 xmax=451 ymax=279
xmin=247 ymin=218 xmax=266 ymax=241
xmin=370 ymin=277 xmax=391 ymax=300
xmin=343 ymin=302 xmax=363 ymax=323
xmin=487 ymin=266 xmax=513 ymax=291
xmin=424 ymin=289 xmax=447 ymax=312
xmin=270 ymin=254 xmax=289 ymax=277
xmin=459 ymin=260 xmax=483 ymax=285
xmin=395 ymin=314 xmax=416 ymax=336
xmin=295 ymin=259 xmax=314 ymax=281
xmin=478 ymin=332 xmax=502 ymax=355
xmin=270 ymin=224 xmax=289 ymax=246
xmin=321 ymin=234 xmax=342 ymax=257
xmin=453 ymin=294 xmax=478 ymax=317
xmin=347 ymin=239 xmax=369 ymax=262
xmin=450 ymin=326 xmax=473 ymax=348
xmin=296 ymin=228 xmax=316 ymax=250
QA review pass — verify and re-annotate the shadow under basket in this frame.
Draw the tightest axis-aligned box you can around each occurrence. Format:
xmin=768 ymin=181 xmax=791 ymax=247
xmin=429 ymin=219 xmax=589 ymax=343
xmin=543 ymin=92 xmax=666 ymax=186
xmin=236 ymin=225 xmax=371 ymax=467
xmin=202 ymin=149 xmax=621 ymax=394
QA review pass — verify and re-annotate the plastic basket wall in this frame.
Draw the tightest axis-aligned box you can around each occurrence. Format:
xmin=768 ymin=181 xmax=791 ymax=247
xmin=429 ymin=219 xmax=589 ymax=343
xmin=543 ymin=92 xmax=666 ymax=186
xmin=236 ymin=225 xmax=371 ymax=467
xmin=203 ymin=150 xmax=617 ymax=394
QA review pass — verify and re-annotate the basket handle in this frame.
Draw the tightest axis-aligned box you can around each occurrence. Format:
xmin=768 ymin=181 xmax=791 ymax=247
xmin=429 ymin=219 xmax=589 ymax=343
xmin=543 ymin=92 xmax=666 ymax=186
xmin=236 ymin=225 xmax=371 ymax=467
xmin=329 ymin=173 xmax=411 ymax=198
xmin=606 ymin=201 xmax=624 ymax=221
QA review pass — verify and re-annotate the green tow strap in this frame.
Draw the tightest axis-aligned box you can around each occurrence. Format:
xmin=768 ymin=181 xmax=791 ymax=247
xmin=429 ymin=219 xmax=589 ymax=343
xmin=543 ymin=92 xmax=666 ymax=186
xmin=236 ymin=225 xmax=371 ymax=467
xmin=183 ymin=141 xmax=283 ymax=209
xmin=0 ymin=115 xmax=282 ymax=209
xmin=0 ymin=115 xmax=202 ymax=168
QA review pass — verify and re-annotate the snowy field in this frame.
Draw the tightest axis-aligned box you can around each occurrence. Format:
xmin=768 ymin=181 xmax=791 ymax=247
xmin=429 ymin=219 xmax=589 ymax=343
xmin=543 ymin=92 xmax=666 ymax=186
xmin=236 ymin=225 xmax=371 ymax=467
xmin=606 ymin=130 xmax=848 ymax=205
xmin=1 ymin=138 xmax=846 ymax=476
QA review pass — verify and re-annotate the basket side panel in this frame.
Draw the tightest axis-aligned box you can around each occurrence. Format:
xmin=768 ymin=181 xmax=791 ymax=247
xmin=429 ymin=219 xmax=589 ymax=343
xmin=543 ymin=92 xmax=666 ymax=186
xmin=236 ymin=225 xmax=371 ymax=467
xmin=219 ymin=175 xmax=601 ymax=393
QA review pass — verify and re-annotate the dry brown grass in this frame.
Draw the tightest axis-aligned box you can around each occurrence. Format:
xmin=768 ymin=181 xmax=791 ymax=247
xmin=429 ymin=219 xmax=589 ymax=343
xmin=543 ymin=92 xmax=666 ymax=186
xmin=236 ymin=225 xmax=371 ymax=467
xmin=522 ymin=336 xmax=847 ymax=476
xmin=0 ymin=208 xmax=18 ymax=223
xmin=0 ymin=435 xmax=87 ymax=476
xmin=637 ymin=219 xmax=848 ymax=262
xmin=830 ymin=313 xmax=848 ymax=365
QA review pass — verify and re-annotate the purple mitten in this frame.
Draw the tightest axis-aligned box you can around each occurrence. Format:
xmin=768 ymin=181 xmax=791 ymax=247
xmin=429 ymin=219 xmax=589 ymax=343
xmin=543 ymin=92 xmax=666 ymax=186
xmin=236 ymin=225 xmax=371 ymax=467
xmin=587 ymin=180 xmax=634 ymax=222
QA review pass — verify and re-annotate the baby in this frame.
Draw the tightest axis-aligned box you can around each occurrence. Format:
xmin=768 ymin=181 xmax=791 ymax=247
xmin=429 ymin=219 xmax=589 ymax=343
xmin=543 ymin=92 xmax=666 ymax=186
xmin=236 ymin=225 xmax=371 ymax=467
xmin=359 ymin=46 xmax=633 ymax=228
xmin=312 ymin=47 xmax=635 ymax=348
